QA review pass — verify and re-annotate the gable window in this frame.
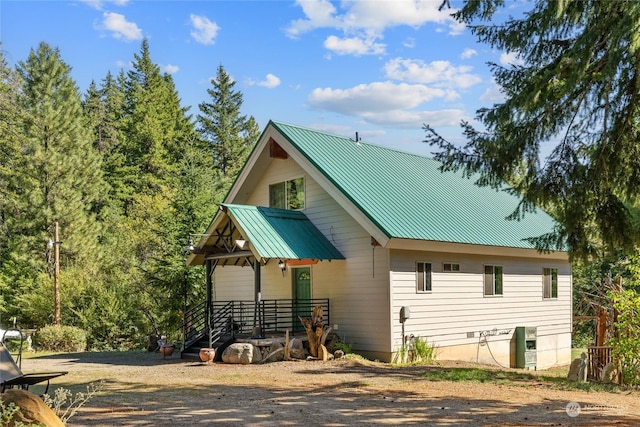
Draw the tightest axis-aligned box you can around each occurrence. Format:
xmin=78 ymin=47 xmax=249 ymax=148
xmin=443 ymin=263 xmax=460 ymax=272
xmin=543 ymin=267 xmax=558 ymax=299
xmin=484 ymin=265 xmax=503 ymax=296
xmin=269 ymin=177 xmax=305 ymax=210
xmin=416 ymin=262 xmax=432 ymax=293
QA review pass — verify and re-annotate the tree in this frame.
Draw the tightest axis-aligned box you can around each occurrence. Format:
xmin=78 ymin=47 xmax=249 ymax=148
xmin=425 ymin=1 xmax=640 ymax=260
xmin=0 ymin=47 xmax=26 ymax=316
xmin=197 ymin=65 xmax=260 ymax=179
xmin=5 ymin=42 xmax=107 ymax=326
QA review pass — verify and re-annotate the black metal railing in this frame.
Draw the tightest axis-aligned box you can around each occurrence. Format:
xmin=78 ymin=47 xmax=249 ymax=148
xmin=182 ymin=299 xmax=330 ymax=351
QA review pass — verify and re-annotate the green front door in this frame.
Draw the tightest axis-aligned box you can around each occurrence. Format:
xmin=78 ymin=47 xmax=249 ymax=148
xmin=293 ymin=267 xmax=311 ymax=331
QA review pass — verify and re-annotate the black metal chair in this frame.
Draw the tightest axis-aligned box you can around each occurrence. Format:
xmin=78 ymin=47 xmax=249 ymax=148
xmin=0 ymin=342 xmax=67 ymax=395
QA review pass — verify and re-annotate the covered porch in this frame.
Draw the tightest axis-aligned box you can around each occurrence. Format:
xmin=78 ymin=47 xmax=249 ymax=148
xmin=183 ymin=203 xmax=344 ymax=358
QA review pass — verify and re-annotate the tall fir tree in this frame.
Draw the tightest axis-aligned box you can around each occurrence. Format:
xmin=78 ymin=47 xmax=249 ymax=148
xmin=0 ymin=48 xmax=26 ymax=318
xmin=7 ymin=42 xmax=107 ymax=325
xmin=426 ymin=1 xmax=640 ymax=260
xmin=197 ymin=65 xmax=260 ymax=179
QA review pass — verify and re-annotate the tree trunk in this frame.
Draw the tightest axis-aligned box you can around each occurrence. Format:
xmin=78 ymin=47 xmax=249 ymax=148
xmin=299 ymin=306 xmax=332 ymax=358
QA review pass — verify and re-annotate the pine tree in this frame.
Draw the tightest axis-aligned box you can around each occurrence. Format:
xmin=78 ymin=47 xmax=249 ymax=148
xmin=0 ymin=48 xmax=26 ymax=315
xmin=198 ymin=65 xmax=260 ymax=179
xmin=426 ymin=1 xmax=640 ymax=260
xmin=2 ymin=43 xmax=107 ymax=325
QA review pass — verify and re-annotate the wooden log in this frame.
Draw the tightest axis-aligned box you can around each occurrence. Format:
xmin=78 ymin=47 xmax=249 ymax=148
xmin=284 ymin=330 xmax=291 ymax=361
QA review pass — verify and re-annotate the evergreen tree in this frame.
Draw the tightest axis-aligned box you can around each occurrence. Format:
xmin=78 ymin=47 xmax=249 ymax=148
xmin=0 ymin=48 xmax=26 ymax=318
xmin=426 ymin=1 xmax=640 ymax=260
xmin=197 ymin=65 xmax=260 ymax=179
xmin=5 ymin=42 xmax=107 ymax=325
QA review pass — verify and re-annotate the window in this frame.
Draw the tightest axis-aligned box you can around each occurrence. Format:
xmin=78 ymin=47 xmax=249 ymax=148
xmin=416 ymin=262 xmax=432 ymax=292
xmin=543 ymin=268 xmax=558 ymax=299
xmin=484 ymin=265 xmax=503 ymax=296
xmin=443 ymin=263 xmax=460 ymax=272
xmin=269 ymin=177 xmax=305 ymax=210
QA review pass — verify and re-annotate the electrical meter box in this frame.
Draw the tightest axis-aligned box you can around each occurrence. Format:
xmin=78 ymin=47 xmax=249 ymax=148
xmin=515 ymin=326 xmax=537 ymax=369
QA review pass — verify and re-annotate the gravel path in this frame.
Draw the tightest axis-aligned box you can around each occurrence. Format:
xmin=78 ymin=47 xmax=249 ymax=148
xmin=20 ymin=351 xmax=640 ymax=426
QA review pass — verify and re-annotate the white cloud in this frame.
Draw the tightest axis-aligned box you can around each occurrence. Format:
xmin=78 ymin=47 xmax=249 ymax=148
xmin=162 ymin=64 xmax=179 ymax=75
xmin=324 ymin=35 xmax=385 ymax=56
xmin=190 ymin=14 xmax=220 ymax=45
xmin=287 ymin=0 xmax=459 ymax=56
xmin=98 ymin=12 xmax=142 ymax=41
xmin=249 ymin=73 xmax=281 ymax=88
xmin=403 ymin=37 xmax=416 ymax=48
xmin=286 ymin=0 xmax=340 ymax=38
xmin=500 ymin=51 xmax=525 ymax=66
xmin=81 ymin=0 xmax=129 ymax=10
xmin=309 ymin=81 xmax=446 ymax=115
xmin=479 ymin=83 xmax=505 ymax=103
xmin=384 ymin=58 xmax=481 ymax=89
xmin=360 ymin=109 xmax=465 ymax=128
xmin=307 ymin=80 xmax=470 ymax=128
xmin=461 ymin=48 xmax=477 ymax=59
xmin=115 ymin=59 xmax=132 ymax=68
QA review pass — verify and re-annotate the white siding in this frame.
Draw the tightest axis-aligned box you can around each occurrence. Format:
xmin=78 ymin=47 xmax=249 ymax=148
xmin=222 ymin=156 xmax=392 ymax=354
xmin=390 ymin=250 xmax=572 ymax=365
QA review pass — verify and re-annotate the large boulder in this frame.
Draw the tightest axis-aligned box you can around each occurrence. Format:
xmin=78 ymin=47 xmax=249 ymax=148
xmin=1 ymin=389 xmax=64 ymax=427
xmin=221 ymin=343 xmax=260 ymax=364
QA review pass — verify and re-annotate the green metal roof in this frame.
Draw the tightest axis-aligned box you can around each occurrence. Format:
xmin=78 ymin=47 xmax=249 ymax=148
xmin=270 ymin=121 xmax=560 ymax=250
xmin=222 ymin=203 xmax=345 ymax=260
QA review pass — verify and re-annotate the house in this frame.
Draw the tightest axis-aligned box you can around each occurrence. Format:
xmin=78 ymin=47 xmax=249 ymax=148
xmin=185 ymin=120 xmax=572 ymax=368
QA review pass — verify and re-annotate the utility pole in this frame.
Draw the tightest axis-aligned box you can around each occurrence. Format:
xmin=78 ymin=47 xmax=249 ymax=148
xmin=48 ymin=222 xmax=61 ymax=326
xmin=54 ymin=221 xmax=60 ymax=325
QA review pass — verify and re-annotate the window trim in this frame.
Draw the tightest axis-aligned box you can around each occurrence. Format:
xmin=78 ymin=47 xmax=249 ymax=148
xmin=443 ymin=262 xmax=460 ymax=272
xmin=416 ymin=261 xmax=432 ymax=293
xmin=483 ymin=265 xmax=503 ymax=297
xmin=543 ymin=267 xmax=558 ymax=299
xmin=269 ymin=176 xmax=306 ymax=210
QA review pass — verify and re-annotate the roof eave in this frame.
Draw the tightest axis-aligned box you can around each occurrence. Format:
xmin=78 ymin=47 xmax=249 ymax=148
xmin=385 ymin=237 xmax=569 ymax=260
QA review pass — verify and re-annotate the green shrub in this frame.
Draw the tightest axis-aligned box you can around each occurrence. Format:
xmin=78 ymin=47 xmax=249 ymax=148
xmin=395 ymin=335 xmax=437 ymax=364
xmin=609 ymin=289 xmax=640 ymax=386
xmin=35 ymin=325 xmax=87 ymax=352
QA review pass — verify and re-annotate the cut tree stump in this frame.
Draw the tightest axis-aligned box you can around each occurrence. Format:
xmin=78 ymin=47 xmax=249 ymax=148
xmin=299 ymin=306 xmax=332 ymax=358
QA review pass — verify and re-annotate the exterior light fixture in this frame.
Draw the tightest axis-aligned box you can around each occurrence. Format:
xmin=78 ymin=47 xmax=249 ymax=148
xmin=278 ymin=260 xmax=286 ymax=276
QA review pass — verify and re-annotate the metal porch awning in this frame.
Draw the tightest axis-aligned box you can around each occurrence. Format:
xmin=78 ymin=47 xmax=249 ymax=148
xmin=186 ymin=203 xmax=344 ymax=267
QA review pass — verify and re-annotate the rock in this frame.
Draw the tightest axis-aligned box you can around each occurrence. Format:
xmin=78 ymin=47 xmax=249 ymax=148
xmin=567 ymin=358 xmax=581 ymax=381
xmin=567 ymin=352 xmax=588 ymax=382
xmin=1 ymin=389 xmax=65 ymax=427
xmin=268 ymin=342 xmax=284 ymax=355
xmin=334 ymin=349 xmax=345 ymax=359
xmin=290 ymin=348 xmax=307 ymax=359
xmin=289 ymin=338 xmax=304 ymax=351
xmin=222 ymin=343 xmax=256 ymax=364
xmin=602 ymin=362 xmax=619 ymax=383
xmin=252 ymin=344 xmax=263 ymax=363
xmin=263 ymin=347 xmax=285 ymax=363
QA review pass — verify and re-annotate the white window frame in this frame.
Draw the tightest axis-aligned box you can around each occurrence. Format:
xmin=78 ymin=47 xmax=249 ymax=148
xmin=543 ymin=267 xmax=558 ymax=299
xmin=484 ymin=265 xmax=503 ymax=296
xmin=443 ymin=262 xmax=460 ymax=272
xmin=416 ymin=261 xmax=432 ymax=293
xmin=269 ymin=176 xmax=305 ymax=210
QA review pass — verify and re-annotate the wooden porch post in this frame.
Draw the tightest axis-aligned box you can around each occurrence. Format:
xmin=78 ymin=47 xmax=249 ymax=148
xmin=206 ymin=259 xmax=213 ymax=348
xmin=253 ymin=258 xmax=262 ymax=336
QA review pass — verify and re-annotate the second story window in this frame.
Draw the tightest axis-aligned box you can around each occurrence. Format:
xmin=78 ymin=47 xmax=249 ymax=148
xmin=269 ymin=177 xmax=305 ymax=210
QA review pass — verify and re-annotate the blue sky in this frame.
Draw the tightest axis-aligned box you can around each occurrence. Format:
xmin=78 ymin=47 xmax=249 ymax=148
xmin=1 ymin=0 xmax=525 ymax=156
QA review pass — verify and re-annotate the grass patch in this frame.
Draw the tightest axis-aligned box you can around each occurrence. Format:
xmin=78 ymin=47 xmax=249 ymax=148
xmin=421 ymin=367 xmax=626 ymax=393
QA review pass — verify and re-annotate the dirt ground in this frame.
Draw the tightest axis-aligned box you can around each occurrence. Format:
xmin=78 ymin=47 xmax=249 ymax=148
xmin=19 ymin=351 xmax=640 ymax=426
